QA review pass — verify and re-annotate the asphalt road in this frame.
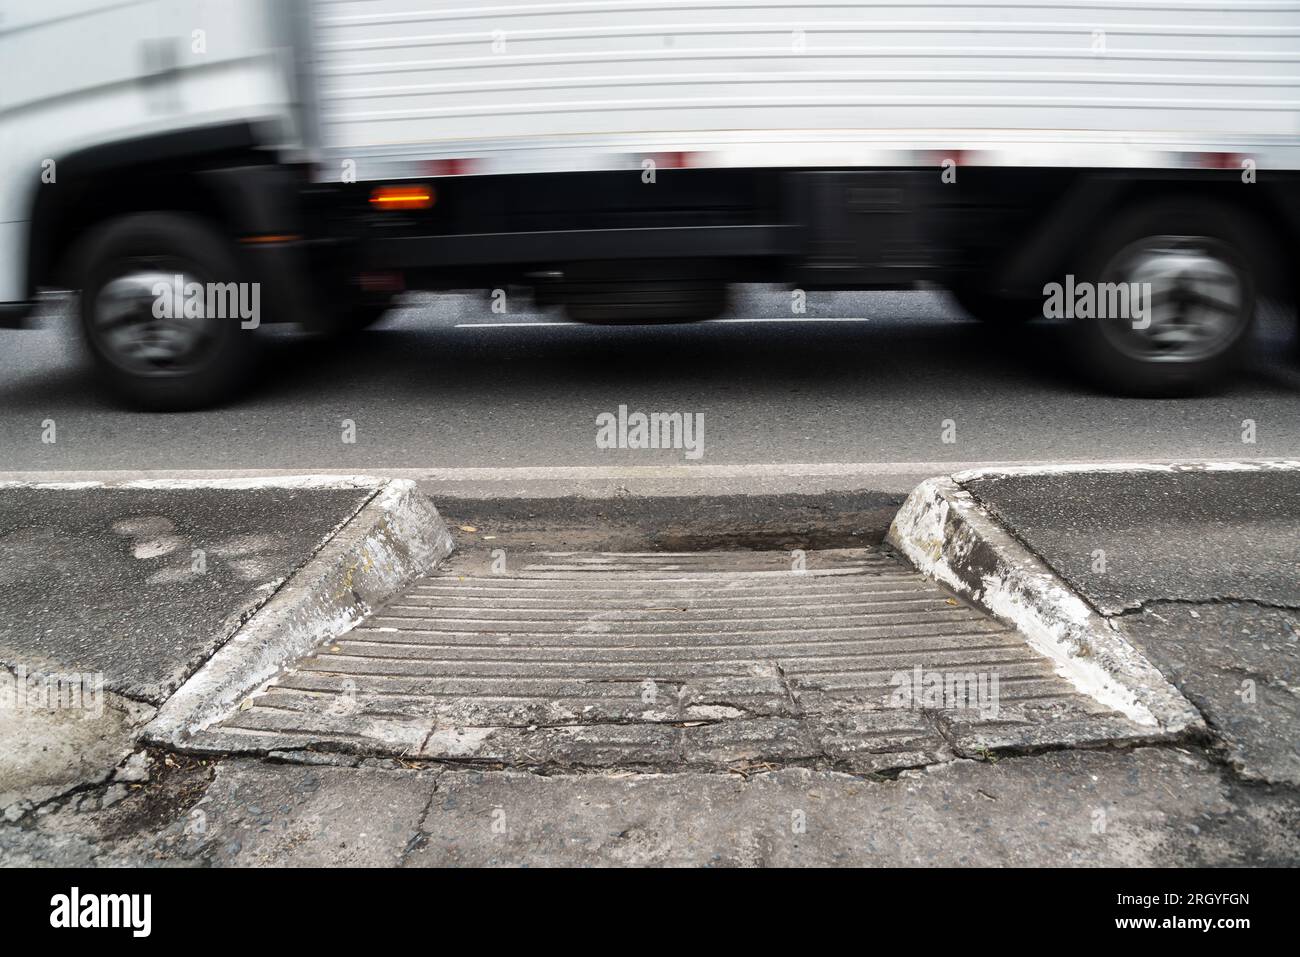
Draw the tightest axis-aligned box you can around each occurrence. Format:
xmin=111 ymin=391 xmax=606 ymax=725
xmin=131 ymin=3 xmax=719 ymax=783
xmin=2 ymin=288 xmax=1297 ymax=486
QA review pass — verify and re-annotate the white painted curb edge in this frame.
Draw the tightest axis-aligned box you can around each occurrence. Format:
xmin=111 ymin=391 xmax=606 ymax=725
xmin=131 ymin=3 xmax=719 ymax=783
xmin=886 ymin=476 xmax=1203 ymax=733
xmin=951 ymin=459 xmax=1300 ymax=483
xmin=144 ymin=479 xmax=454 ymax=744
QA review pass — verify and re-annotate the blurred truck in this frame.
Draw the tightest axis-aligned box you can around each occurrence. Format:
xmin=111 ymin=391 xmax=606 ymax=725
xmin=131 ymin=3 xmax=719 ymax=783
xmin=2 ymin=0 xmax=1298 ymax=407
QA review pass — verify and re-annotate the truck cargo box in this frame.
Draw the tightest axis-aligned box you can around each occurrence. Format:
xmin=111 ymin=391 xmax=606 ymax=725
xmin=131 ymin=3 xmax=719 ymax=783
xmin=306 ymin=0 xmax=1300 ymax=180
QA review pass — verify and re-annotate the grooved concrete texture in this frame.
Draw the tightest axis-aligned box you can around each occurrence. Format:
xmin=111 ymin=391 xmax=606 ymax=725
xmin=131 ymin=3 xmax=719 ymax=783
xmin=192 ymin=548 xmax=1145 ymax=770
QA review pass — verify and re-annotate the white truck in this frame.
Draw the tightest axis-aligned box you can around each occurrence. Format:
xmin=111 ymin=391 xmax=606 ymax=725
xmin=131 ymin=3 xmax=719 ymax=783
xmin=2 ymin=0 xmax=1297 ymax=407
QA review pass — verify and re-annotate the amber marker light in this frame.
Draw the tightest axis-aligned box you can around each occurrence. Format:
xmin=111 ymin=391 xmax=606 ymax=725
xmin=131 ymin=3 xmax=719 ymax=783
xmin=239 ymin=234 xmax=302 ymax=244
xmin=369 ymin=185 xmax=435 ymax=210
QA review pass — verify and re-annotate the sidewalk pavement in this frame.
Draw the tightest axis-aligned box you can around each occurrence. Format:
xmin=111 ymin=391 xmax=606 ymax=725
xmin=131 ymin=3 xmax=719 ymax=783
xmin=0 ymin=465 xmax=1296 ymax=866
xmin=0 ymin=481 xmax=378 ymax=703
xmin=0 ymin=478 xmax=448 ymax=822
xmin=957 ymin=463 xmax=1299 ymax=786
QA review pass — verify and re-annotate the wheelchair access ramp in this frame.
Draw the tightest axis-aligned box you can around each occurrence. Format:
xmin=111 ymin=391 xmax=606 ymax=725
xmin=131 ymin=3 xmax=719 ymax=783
xmin=187 ymin=547 xmax=1149 ymax=771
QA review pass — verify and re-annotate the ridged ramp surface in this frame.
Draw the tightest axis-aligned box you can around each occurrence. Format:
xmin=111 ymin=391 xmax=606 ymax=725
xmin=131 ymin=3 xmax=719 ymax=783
xmin=197 ymin=549 xmax=1143 ymax=770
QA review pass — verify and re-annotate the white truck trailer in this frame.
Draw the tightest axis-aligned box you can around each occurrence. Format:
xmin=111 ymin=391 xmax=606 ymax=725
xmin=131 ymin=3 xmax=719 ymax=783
xmin=2 ymin=0 xmax=1297 ymax=407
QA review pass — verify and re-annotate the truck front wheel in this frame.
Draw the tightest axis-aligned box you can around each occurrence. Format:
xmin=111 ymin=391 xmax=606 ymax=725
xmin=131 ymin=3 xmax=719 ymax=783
xmin=75 ymin=213 xmax=257 ymax=410
xmin=1066 ymin=202 xmax=1256 ymax=396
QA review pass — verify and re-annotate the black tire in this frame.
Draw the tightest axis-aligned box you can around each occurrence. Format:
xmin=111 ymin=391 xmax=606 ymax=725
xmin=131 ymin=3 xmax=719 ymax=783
xmin=75 ymin=213 xmax=257 ymax=410
xmin=1066 ymin=201 xmax=1256 ymax=397
xmin=949 ymin=286 xmax=1041 ymax=325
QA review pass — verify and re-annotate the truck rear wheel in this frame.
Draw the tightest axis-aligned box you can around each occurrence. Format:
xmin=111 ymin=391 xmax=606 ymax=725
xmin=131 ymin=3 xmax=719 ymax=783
xmin=75 ymin=213 xmax=257 ymax=410
xmin=1067 ymin=201 xmax=1256 ymax=396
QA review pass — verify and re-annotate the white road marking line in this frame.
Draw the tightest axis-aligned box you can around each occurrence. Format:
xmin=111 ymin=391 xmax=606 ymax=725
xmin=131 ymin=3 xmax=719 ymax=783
xmin=454 ymin=317 xmax=872 ymax=328
xmin=714 ymin=317 xmax=871 ymax=323
xmin=454 ymin=321 xmax=576 ymax=328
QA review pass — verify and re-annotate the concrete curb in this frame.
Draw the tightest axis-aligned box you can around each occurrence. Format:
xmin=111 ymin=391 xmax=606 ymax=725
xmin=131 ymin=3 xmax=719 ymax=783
xmin=886 ymin=475 xmax=1203 ymax=733
xmin=145 ymin=478 xmax=454 ymax=745
xmin=8 ymin=457 xmax=1293 ymax=499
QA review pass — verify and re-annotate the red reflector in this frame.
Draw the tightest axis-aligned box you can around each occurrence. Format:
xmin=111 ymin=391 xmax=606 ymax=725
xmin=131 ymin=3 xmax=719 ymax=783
xmin=922 ymin=149 xmax=972 ymax=167
xmin=423 ymin=158 xmax=479 ymax=177
xmin=650 ymin=151 xmax=691 ymax=170
xmin=1194 ymin=152 xmax=1250 ymax=170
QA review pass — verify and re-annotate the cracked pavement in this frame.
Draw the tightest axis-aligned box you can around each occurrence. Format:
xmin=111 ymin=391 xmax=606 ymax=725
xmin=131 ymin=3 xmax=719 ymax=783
xmin=2 ymin=476 xmax=1298 ymax=866
xmin=961 ymin=466 xmax=1300 ymax=787
xmin=4 ymin=743 xmax=1298 ymax=867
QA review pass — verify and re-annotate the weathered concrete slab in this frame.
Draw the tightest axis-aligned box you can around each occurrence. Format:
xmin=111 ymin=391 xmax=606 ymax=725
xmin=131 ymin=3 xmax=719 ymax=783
xmin=0 ymin=667 xmax=153 ymax=821
xmin=189 ymin=762 xmax=438 ymax=867
xmin=408 ymin=748 xmax=1299 ymax=867
xmin=5 ymin=746 xmax=1296 ymax=867
xmin=0 ymin=758 xmax=435 ymax=867
xmin=191 ymin=547 xmax=1144 ymax=769
xmin=0 ymin=479 xmax=379 ymax=703
xmin=1119 ymin=603 xmax=1300 ymax=785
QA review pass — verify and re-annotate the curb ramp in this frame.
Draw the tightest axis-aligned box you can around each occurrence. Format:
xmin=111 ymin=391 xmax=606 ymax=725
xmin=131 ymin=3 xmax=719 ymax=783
xmin=177 ymin=546 xmax=1172 ymax=770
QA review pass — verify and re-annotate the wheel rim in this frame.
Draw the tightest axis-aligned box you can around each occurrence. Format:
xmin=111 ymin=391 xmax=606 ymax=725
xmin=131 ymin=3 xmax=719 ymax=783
xmin=1097 ymin=236 xmax=1248 ymax=363
xmin=91 ymin=265 xmax=219 ymax=376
